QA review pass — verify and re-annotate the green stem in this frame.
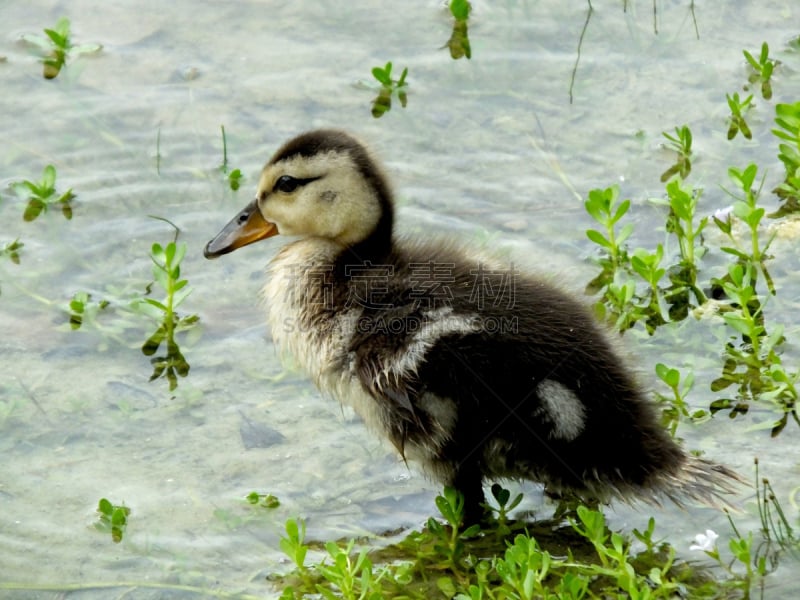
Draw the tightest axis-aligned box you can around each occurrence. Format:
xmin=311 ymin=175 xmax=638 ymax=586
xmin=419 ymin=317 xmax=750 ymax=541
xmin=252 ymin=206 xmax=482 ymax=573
xmin=606 ymin=219 xmax=620 ymax=267
xmin=221 ymin=125 xmax=229 ymax=171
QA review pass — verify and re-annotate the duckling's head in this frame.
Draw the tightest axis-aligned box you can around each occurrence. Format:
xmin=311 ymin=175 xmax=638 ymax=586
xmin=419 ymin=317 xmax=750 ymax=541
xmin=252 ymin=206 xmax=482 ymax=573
xmin=204 ymin=129 xmax=394 ymax=259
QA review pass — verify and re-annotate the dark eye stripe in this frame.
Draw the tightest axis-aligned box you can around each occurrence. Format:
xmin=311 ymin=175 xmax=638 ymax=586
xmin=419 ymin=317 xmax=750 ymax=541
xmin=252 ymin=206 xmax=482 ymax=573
xmin=273 ymin=175 xmax=322 ymax=194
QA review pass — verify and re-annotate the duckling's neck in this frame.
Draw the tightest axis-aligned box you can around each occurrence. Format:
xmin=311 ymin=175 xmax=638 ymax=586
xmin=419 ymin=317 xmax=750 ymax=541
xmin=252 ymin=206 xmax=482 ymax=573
xmin=334 ymin=193 xmax=395 ymax=275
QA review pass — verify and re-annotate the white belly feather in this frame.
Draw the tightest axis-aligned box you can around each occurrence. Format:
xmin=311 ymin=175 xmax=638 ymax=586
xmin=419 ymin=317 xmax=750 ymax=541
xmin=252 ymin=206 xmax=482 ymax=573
xmin=261 ymin=239 xmax=388 ymax=437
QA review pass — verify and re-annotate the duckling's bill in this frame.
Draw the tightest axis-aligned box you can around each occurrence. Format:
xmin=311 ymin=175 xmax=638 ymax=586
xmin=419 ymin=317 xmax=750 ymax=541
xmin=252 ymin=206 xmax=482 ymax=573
xmin=204 ymin=199 xmax=278 ymax=259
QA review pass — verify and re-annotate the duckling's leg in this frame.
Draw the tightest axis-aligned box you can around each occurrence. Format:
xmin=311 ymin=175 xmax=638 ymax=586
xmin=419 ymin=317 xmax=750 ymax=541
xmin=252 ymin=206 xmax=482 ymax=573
xmin=451 ymin=463 xmax=488 ymax=526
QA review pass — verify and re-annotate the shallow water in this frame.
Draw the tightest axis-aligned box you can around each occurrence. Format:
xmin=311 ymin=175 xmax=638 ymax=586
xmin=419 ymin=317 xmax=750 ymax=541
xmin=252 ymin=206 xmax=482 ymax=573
xmin=1 ymin=0 xmax=799 ymax=597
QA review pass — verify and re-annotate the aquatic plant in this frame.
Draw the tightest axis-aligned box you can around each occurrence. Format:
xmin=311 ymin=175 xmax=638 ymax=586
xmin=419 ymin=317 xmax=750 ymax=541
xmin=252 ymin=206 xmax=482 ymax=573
xmin=717 ymin=163 xmax=775 ymax=293
xmin=726 ymin=92 xmax=754 ymax=140
xmin=0 ymin=239 xmax=23 ymax=297
xmin=743 ymin=42 xmax=777 ymax=100
xmin=771 ymin=101 xmax=800 ymax=216
xmin=67 ymin=291 xmax=109 ymax=330
xmin=246 ymin=491 xmax=281 ymax=509
xmin=582 ymin=61 xmax=799 ymax=431
xmin=11 ymin=164 xmax=74 ymax=222
xmin=272 ymin=482 xmax=791 ymax=599
xmin=0 ymin=239 xmax=23 ymax=265
xmin=655 ymin=363 xmax=706 ymax=437
xmin=20 ymin=17 xmax=101 ymax=79
xmin=701 ymin=460 xmax=796 ymax=597
xmin=709 ymin=262 xmax=798 ymax=431
xmin=444 ymin=0 xmax=472 ymax=60
xmin=219 ymin=125 xmax=244 ymax=191
xmin=660 ymin=125 xmax=693 ymax=182
xmin=583 ymin=186 xmax=673 ymax=333
xmin=94 ymin=498 xmax=130 ymax=543
xmin=584 ymin=184 xmax=632 ymax=291
xmin=369 ymin=61 xmax=408 ymax=118
xmin=131 ymin=228 xmax=199 ymax=391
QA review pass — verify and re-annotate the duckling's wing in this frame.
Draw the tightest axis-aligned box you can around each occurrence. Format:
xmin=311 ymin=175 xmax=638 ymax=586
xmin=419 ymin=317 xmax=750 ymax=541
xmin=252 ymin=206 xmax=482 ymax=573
xmin=346 ymin=306 xmax=466 ymax=456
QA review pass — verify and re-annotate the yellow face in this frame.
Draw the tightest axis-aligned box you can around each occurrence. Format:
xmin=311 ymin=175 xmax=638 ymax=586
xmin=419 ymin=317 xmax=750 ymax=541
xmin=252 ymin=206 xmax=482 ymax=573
xmin=256 ymin=150 xmax=382 ymax=246
xmin=205 ymin=144 xmax=384 ymax=259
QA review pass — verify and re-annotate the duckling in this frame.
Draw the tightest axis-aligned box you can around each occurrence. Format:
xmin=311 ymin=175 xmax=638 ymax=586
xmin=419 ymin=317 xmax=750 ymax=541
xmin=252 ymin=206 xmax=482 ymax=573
xmin=204 ymin=129 xmax=739 ymax=523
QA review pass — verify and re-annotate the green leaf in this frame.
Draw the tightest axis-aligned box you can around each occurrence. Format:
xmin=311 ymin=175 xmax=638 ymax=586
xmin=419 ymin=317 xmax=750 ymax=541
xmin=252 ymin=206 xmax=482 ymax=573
xmin=111 ymin=508 xmax=127 ymax=527
xmin=173 ymin=242 xmax=187 ymax=266
xmin=143 ymin=297 xmax=168 ymax=312
xmin=450 ymin=0 xmax=471 ymax=20
xmin=743 ymin=49 xmax=759 ymax=71
xmin=41 ymin=164 xmax=57 ymax=191
xmin=98 ymin=498 xmax=113 ymax=515
xmin=491 ymin=483 xmax=510 ymax=506
xmin=657 ymin=364 xmax=680 ymax=389
xmin=172 ymin=285 xmax=193 ymax=308
xmin=759 ymin=42 xmax=769 ymax=63
xmin=617 ymin=223 xmax=634 ymax=246
xmin=611 ymin=199 xmax=631 ymax=224
xmin=44 ymin=28 xmax=67 ymax=48
xmin=586 ymin=229 xmax=611 ymax=249
xmin=165 ymin=242 xmax=177 ymax=266
xmin=54 ymin=17 xmax=71 ymax=39
xmin=130 ymin=298 xmax=164 ymax=320
xmin=152 ymin=266 xmax=169 ymax=291
xmin=722 ymin=313 xmax=753 ymax=336
xmin=72 ymin=42 xmax=102 ymax=55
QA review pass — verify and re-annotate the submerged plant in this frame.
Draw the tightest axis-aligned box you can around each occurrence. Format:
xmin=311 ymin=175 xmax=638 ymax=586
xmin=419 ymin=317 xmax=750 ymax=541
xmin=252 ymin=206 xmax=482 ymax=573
xmin=584 ymin=185 xmax=633 ymax=290
xmin=771 ymin=101 xmax=800 ymax=216
xmin=219 ymin=125 xmax=244 ymax=191
xmin=0 ymin=239 xmax=23 ymax=265
xmin=67 ymin=291 xmax=109 ymax=330
xmin=655 ymin=363 xmax=707 ymax=436
xmin=709 ymin=263 xmax=798 ymax=430
xmin=660 ymin=179 xmax=708 ymax=317
xmin=717 ymin=163 xmax=775 ymax=294
xmin=444 ymin=0 xmax=472 ymax=60
xmin=743 ymin=42 xmax=777 ymax=100
xmin=11 ymin=164 xmax=74 ymax=222
xmin=583 ymin=186 xmax=670 ymax=332
xmin=131 ymin=223 xmax=199 ymax=391
xmin=20 ymin=17 xmax=101 ymax=79
xmin=726 ymin=92 xmax=754 ymax=140
xmin=246 ymin=491 xmax=280 ymax=509
xmin=660 ymin=125 xmax=693 ymax=182
xmin=369 ymin=61 xmax=408 ymax=118
xmin=94 ymin=498 xmax=130 ymax=543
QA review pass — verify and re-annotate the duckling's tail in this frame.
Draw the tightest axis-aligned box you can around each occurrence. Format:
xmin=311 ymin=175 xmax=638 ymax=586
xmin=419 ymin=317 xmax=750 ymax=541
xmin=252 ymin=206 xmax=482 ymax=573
xmin=653 ymin=455 xmax=745 ymax=510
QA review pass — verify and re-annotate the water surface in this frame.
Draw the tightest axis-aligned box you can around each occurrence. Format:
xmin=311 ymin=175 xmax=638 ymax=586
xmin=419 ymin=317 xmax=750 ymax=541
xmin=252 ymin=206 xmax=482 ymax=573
xmin=1 ymin=0 xmax=799 ymax=597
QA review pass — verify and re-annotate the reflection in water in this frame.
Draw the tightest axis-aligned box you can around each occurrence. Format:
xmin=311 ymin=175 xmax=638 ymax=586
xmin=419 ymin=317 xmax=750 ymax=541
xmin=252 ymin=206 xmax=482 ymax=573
xmin=141 ymin=319 xmax=191 ymax=391
xmin=135 ymin=237 xmax=199 ymax=391
xmin=10 ymin=164 xmax=75 ymax=222
xmin=19 ymin=16 xmax=102 ymax=79
xmin=444 ymin=0 xmax=472 ymax=60
xmin=369 ymin=62 xmax=408 ymax=118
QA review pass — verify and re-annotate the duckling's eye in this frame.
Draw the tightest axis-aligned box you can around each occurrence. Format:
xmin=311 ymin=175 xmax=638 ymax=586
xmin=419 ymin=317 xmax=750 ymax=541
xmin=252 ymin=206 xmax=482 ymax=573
xmin=274 ymin=175 xmax=300 ymax=194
